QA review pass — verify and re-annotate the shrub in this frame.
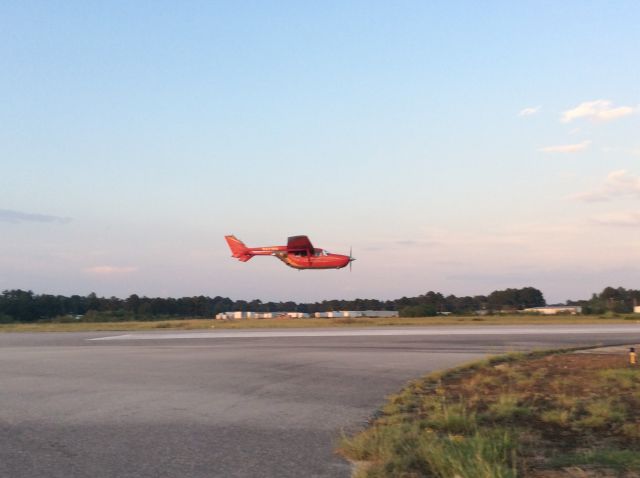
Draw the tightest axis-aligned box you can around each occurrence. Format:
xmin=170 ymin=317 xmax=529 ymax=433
xmin=400 ymin=304 xmax=437 ymax=317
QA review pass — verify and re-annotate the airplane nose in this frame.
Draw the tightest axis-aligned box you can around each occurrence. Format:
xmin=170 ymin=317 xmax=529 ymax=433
xmin=346 ymin=246 xmax=355 ymax=271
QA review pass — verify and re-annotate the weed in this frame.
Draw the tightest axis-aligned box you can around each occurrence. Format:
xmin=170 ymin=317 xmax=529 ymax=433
xmin=331 ymin=318 xmax=374 ymax=325
xmin=620 ymin=423 xmax=640 ymax=441
xmin=486 ymin=393 xmax=531 ymax=422
xmin=341 ymin=424 xmax=517 ymax=478
xmin=425 ymin=400 xmax=477 ymax=434
xmin=598 ymin=368 xmax=640 ymax=389
xmin=552 ymin=393 xmax=579 ymax=411
xmin=464 ymin=372 xmax=502 ymax=392
xmin=575 ymin=399 xmax=625 ymax=429
xmin=417 ymin=429 xmax=518 ymax=478
xmin=541 ymin=409 xmax=572 ymax=427
xmin=338 ymin=424 xmax=416 ymax=462
xmin=550 ymin=448 xmax=640 ymax=471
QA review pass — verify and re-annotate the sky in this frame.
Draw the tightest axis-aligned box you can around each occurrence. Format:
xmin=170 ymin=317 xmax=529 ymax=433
xmin=1 ymin=1 xmax=639 ymax=304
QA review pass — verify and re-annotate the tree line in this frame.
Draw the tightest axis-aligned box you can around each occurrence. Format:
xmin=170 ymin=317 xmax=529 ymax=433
xmin=0 ymin=286 xmax=549 ymax=323
xmin=567 ymin=286 xmax=640 ymax=315
xmin=4 ymin=286 xmax=637 ymax=323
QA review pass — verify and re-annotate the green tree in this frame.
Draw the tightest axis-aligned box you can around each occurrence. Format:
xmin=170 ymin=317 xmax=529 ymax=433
xmin=400 ymin=304 xmax=437 ymax=317
xmin=125 ymin=294 xmax=141 ymax=313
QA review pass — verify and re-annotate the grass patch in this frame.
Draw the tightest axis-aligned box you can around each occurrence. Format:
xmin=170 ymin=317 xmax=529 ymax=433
xmin=340 ymin=424 xmax=518 ymax=478
xmin=1 ymin=314 xmax=638 ymax=333
xmin=337 ymin=348 xmax=640 ymax=477
xmin=550 ymin=448 xmax=640 ymax=471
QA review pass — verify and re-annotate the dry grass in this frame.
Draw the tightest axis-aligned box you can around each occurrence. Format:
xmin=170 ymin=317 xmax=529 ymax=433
xmin=1 ymin=314 xmax=637 ymax=333
xmin=338 ymin=349 xmax=640 ymax=477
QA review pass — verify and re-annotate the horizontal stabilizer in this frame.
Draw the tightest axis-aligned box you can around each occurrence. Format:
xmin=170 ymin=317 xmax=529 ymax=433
xmin=225 ymin=235 xmax=254 ymax=262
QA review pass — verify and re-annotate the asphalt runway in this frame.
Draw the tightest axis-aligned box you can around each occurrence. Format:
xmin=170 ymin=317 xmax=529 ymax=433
xmin=2 ymin=325 xmax=640 ymax=478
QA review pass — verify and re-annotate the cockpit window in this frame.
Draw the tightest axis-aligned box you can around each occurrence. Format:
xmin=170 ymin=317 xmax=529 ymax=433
xmin=311 ymin=249 xmax=330 ymax=256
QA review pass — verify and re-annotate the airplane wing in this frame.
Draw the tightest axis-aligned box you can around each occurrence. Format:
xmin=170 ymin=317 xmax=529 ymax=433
xmin=287 ymin=235 xmax=314 ymax=253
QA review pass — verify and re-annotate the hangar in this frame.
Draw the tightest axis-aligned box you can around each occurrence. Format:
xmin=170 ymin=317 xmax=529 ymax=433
xmin=523 ymin=306 xmax=582 ymax=315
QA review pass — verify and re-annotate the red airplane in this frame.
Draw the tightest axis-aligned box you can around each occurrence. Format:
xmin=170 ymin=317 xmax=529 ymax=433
xmin=225 ymin=235 xmax=355 ymax=270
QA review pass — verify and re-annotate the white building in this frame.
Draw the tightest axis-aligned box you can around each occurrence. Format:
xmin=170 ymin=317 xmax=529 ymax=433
xmin=218 ymin=310 xmax=399 ymax=320
xmin=360 ymin=310 xmax=399 ymax=318
xmin=332 ymin=311 xmax=362 ymax=318
xmin=217 ymin=311 xmax=310 ymax=320
xmin=285 ymin=312 xmax=310 ymax=318
xmin=256 ymin=312 xmax=281 ymax=319
xmin=523 ymin=306 xmax=582 ymax=315
xmin=216 ymin=311 xmax=257 ymax=319
xmin=314 ymin=310 xmax=398 ymax=318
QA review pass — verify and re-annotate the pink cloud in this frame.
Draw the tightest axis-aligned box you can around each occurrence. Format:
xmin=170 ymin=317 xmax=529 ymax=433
xmin=85 ymin=266 xmax=139 ymax=275
xmin=561 ymin=100 xmax=636 ymax=123
xmin=571 ymin=170 xmax=640 ymax=202
xmin=540 ymin=140 xmax=591 ymax=153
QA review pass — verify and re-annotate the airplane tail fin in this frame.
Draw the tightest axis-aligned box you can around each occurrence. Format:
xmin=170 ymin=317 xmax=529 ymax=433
xmin=225 ymin=235 xmax=253 ymax=262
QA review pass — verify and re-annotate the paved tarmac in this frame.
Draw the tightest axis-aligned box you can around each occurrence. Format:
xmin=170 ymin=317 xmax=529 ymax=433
xmin=2 ymin=325 xmax=639 ymax=478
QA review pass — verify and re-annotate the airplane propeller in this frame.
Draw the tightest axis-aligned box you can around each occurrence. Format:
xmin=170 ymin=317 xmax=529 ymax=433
xmin=349 ymin=246 xmax=356 ymax=272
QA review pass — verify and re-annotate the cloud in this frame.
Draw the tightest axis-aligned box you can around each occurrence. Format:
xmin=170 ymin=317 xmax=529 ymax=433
xmin=591 ymin=211 xmax=640 ymax=227
xmin=561 ymin=100 xmax=636 ymax=123
xmin=540 ymin=140 xmax=591 ymax=153
xmin=0 ymin=209 xmax=71 ymax=224
xmin=85 ymin=266 xmax=139 ymax=275
xmin=518 ymin=106 xmax=541 ymax=117
xmin=570 ymin=190 xmax=609 ymax=202
xmin=571 ymin=170 xmax=640 ymax=202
